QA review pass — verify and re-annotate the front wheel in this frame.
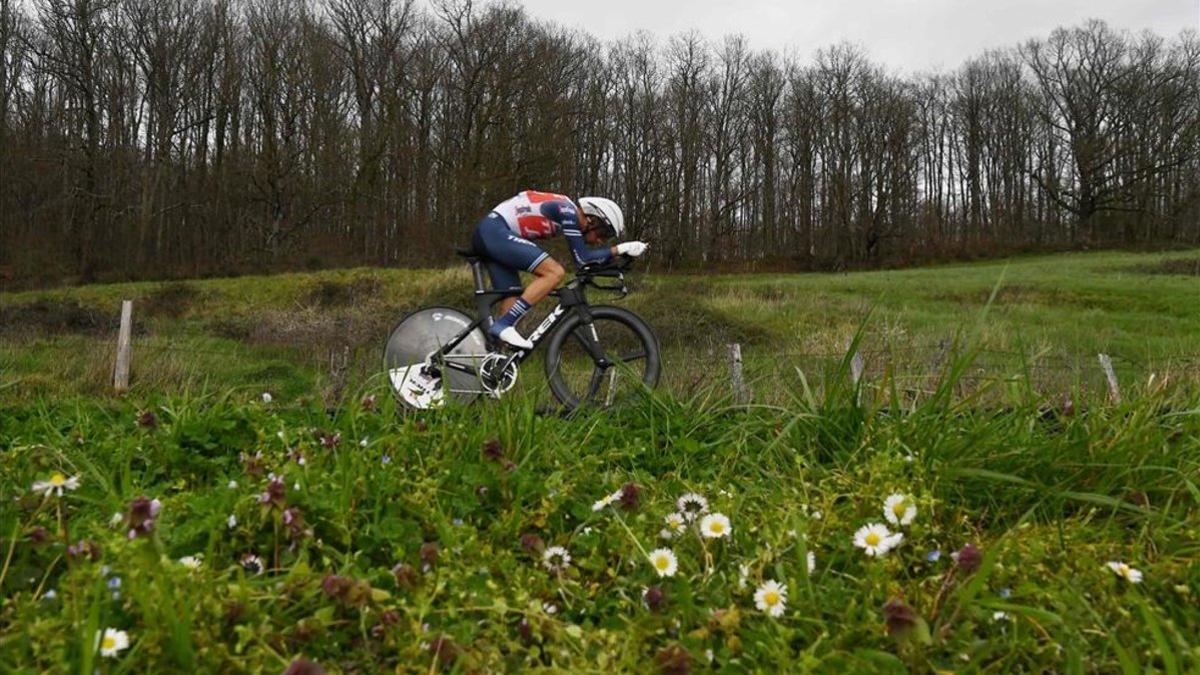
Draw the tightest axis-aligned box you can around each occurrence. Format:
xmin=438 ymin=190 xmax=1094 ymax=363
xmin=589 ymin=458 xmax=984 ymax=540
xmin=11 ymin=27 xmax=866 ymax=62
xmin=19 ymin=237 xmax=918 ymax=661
xmin=544 ymin=305 xmax=661 ymax=410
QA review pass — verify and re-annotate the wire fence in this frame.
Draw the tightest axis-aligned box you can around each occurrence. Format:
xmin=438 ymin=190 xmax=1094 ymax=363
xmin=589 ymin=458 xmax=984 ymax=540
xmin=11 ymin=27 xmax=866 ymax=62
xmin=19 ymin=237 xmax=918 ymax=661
xmin=5 ymin=314 xmax=1200 ymax=404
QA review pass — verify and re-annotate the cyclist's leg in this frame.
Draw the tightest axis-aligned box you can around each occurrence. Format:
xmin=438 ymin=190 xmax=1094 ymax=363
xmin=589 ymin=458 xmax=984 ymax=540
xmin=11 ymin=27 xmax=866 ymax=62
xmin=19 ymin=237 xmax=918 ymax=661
xmin=473 ymin=217 xmax=522 ymax=315
xmin=473 ymin=215 xmax=561 ymax=344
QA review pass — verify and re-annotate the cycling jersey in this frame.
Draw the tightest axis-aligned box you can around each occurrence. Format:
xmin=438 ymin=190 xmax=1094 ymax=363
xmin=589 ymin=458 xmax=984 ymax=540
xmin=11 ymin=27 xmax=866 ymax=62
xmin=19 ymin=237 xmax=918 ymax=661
xmin=473 ymin=191 xmax=612 ymax=288
xmin=491 ymin=190 xmax=577 ymax=240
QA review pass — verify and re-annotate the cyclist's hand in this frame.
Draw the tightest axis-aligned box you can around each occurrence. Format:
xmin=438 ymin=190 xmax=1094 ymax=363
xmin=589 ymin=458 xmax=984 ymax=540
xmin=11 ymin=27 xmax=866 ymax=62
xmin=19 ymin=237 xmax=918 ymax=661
xmin=616 ymin=241 xmax=648 ymax=257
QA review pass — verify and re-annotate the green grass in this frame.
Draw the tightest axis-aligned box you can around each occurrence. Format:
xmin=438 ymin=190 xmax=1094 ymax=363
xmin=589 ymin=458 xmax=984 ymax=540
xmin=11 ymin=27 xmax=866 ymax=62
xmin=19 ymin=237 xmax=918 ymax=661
xmin=1 ymin=249 xmax=1199 ymax=671
xmin=1 ymin=367 xmax=1197 ymax=671
xmin=3 ymin=249 xmax=1200 ymax=405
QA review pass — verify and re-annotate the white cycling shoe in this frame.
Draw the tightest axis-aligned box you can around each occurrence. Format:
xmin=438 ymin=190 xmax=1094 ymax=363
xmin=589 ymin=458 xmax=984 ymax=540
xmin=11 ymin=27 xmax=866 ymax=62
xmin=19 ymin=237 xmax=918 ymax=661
xmin=493 ymin=326 xmax=533 ymax=351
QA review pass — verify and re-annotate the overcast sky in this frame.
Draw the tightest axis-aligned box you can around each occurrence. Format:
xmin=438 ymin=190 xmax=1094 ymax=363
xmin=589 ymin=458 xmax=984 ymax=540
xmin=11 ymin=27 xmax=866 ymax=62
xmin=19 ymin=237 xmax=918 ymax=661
xmin=517 ymin=0 xmax=1199 ymax=73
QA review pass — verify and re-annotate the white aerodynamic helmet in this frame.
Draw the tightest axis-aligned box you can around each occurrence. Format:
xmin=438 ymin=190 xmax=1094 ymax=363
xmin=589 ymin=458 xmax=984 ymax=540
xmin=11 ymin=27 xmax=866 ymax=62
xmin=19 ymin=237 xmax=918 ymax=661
xmin=578 ymin=196 xmax=625 ymax=239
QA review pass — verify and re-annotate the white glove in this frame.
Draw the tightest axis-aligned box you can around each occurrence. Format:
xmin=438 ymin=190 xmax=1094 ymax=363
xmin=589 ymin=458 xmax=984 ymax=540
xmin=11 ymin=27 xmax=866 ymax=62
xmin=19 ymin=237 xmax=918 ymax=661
xmin=616 ymin=241 xmax=648 ymax=257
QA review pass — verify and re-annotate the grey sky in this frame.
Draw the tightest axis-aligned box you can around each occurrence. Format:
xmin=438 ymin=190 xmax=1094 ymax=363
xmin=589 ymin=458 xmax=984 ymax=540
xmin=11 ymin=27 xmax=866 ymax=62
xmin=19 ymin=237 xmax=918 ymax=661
xmin=518 ymin=0 xmax=1199 ymax=73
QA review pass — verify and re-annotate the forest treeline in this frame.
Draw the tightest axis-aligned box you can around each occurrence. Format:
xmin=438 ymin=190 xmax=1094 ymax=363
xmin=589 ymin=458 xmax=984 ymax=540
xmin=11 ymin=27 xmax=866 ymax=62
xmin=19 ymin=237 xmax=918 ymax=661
xmin=1 ymin=0 xmax=1199 ymax=285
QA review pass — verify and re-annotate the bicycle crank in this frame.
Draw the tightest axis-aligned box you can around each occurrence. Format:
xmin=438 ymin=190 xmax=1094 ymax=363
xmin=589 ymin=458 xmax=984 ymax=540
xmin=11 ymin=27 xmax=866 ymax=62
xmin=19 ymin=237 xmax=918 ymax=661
xmin=479 ymin=353 xmax=520 ymax=397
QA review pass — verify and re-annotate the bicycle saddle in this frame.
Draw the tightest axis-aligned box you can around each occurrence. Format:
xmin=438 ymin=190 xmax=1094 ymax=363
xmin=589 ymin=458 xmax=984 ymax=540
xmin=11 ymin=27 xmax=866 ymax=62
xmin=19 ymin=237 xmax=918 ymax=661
xmin=455 ymin=246 xmax=486 ymax=263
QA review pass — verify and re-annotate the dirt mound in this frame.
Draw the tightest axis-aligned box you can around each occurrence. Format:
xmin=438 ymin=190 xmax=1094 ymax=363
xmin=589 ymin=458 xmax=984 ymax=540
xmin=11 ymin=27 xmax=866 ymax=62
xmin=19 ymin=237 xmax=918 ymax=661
xmin=139 ymin=282 xmax=202 ymax=318
xmin=0 ymin=299 xmax=109 ymax=336
xmin=303 ymin=277 xmax=381 ymax=308
xmin=1129 ymin=258 xmax=1200 ymax=277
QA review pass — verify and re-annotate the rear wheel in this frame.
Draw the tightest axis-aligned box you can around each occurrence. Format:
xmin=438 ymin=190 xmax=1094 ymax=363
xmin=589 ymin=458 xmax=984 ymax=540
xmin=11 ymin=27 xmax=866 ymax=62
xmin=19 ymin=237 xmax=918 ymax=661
xmin=544 ymin=305 xmax=660 ymax=410
xmin=383 ymin=306 xmax=488 ymax=407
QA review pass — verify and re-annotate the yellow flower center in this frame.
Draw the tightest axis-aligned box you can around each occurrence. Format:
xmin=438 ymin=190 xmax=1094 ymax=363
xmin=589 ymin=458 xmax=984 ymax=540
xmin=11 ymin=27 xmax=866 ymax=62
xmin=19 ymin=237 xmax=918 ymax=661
xmin=892 ymin=502 xmax=907 ymax=517
xmin=50 ymin=473 xmax=66 ymax=486
xmin=764 ymin=591 xmax=780 ymax=605
xmin=865 ymin=532 xmax=881 ymax=546
xmin=710 ymin=522 xmax=724 ymax=533
xmin=101 ymin=636 xmax=116 ymax=649
xmin=655 ymin=557 xmax=670 ymax=571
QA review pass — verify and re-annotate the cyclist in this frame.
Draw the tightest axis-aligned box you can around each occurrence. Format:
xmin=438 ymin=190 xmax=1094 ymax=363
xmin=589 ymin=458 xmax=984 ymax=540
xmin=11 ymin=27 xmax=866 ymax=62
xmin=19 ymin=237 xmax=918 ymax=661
xmin=471 ymin=190 xmax=648 ymax=350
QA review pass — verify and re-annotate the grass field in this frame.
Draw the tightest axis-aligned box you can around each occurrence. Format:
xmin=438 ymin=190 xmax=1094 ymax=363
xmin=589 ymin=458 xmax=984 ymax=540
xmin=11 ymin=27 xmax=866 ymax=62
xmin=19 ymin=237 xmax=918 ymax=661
xmin=2 ymin=250 xmax=1200 ymax=672
xmin=3 ymin=248 xmax=1200 ymax=404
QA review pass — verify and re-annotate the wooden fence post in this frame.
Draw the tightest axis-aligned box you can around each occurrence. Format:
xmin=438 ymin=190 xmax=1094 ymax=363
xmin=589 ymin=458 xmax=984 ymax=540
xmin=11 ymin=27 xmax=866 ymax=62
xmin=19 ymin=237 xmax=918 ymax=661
xmin=728 ymin=343 xmax=748 ymax=404
xmin=113 ymin=300 xmax=133 ymax=393
xmin=847 ymin=340 xmax=864 ymax=386
xmin=1098 ymin=353 xmax=1120 ymax=403
xmin=929 ymin=338 xmax=951 ymax=374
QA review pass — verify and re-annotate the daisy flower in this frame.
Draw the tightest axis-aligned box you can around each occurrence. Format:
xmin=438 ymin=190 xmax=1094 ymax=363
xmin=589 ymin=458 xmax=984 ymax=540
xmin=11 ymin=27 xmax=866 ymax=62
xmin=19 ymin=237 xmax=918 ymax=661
xmin=542 ymin=546 xmax=571 ymax=573
xmin=660 ymin=512 xmax=687 ymax=540
xmin=854 ymin=523 xmax=903 ymax=557
xmin=31 ymin=473 xmax=80 ymax=497
xmin=883 ymin=493 xmax=917 ymax=526
xmin=676 ymin=492 xmax=709 ymax=521
xmin=96 ymin=628 xmax=130 ymax=657
xmin=806 ymin=551 xmax=816 ymax=575
xmin=648 ymin=548 xmax=678 ymax=577
xmin=227 ymin=514 xmax=238 ymax=529
xmin=754 ymin=580 xmax=788 ymax=617
xmin=179 ymin=556 xmax=202 ymax=570
xmin=261 ymin=392 xmax=273 ymax=403
xmin=699 ymin=513 xmax=731 ymax=539
xmin=1105 ymin=561 xmax=1143 ymax=584
xmin=240 ymin=554 xmax=264 ymax=575
xmin=592 ymin=490 xmax=623 ymax=512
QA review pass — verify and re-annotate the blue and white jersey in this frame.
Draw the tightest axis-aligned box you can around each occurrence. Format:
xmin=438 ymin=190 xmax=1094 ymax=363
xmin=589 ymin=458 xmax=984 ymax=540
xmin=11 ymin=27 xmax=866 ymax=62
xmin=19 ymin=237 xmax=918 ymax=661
xmin=488 ymin=190 xmax=611 ymax=266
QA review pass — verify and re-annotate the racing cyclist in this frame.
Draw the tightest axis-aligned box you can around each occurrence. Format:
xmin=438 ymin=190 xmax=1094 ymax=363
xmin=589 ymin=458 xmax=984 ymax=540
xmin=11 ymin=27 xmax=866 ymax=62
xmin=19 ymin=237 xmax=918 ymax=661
xmin=470 ymin=190 xmax=648 ymax=350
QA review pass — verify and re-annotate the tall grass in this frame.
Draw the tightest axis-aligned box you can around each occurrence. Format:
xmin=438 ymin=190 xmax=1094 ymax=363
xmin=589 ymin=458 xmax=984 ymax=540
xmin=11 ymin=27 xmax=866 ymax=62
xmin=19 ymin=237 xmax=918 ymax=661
xmin=2 ymin=337 xmax=1196 ymax=671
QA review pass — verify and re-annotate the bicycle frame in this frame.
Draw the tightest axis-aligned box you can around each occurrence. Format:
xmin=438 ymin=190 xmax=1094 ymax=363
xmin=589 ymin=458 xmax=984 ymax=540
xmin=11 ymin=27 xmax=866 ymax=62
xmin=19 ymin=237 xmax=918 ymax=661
xmin=423 ymin=258 xmax=611 ymax=381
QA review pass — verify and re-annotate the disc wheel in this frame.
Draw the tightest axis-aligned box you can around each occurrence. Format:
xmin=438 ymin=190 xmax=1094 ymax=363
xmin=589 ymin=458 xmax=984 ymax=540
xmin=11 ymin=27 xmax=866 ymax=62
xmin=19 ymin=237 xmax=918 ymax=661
xmin=544 ymin=305 xmax=660 ymax=410
xmin=384 ymin=306 xmax=488 ymax=406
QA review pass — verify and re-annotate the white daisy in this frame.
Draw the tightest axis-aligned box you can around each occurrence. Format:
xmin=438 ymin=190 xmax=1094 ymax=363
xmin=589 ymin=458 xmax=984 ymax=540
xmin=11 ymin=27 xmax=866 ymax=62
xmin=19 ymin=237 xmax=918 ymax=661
xmin=96 ymin=628 xmax=130 ymax=657
xmin=883 ymin=494 xmax=917 ymax=526
xmin=659 ymin=512 xmax=687 ymax=540
xmin=1105 ymin=561 xmax=1144 ymax=584
xmin=542 ymin=546 xmax=571 ymax=572
xmin=648 ymin=548 xmax=678 ymax=577
xmin=31 ymin=473 xmax=80 ymax=497
xmin=179 ymin=556 xmax=202 ymax=570
xmin=676 ymin=492 xmax=709 ymax=521
xmin=699 ymin=513 xmax=731 ymax=539
xmin=240 ymin=554 xmax=264 ymax=575
xmin=854 ymin=523 xmax=903 ymax=557
xmin=592 ymin=490 xmax=622 ymax=512
xmin=227 ymin=514 xmax=238 ymax=529
xmin=261 ymin=392 xmax=273 ymax=403
xmin=993 ymin=611 xmax=1010 ymax=621
xmin=806 ymin=551 xmax=816 ymax=575
xmin=754 ymin=580 xmax=788 ymax=617
xmin=227 ymin=480 xmax=238 ymax=489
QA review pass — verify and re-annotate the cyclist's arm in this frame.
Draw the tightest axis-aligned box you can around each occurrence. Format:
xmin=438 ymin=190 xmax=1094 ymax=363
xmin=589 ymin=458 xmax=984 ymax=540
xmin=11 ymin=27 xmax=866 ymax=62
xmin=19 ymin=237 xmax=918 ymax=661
xmin=544 ymin=200 xmax=614 ymax=267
